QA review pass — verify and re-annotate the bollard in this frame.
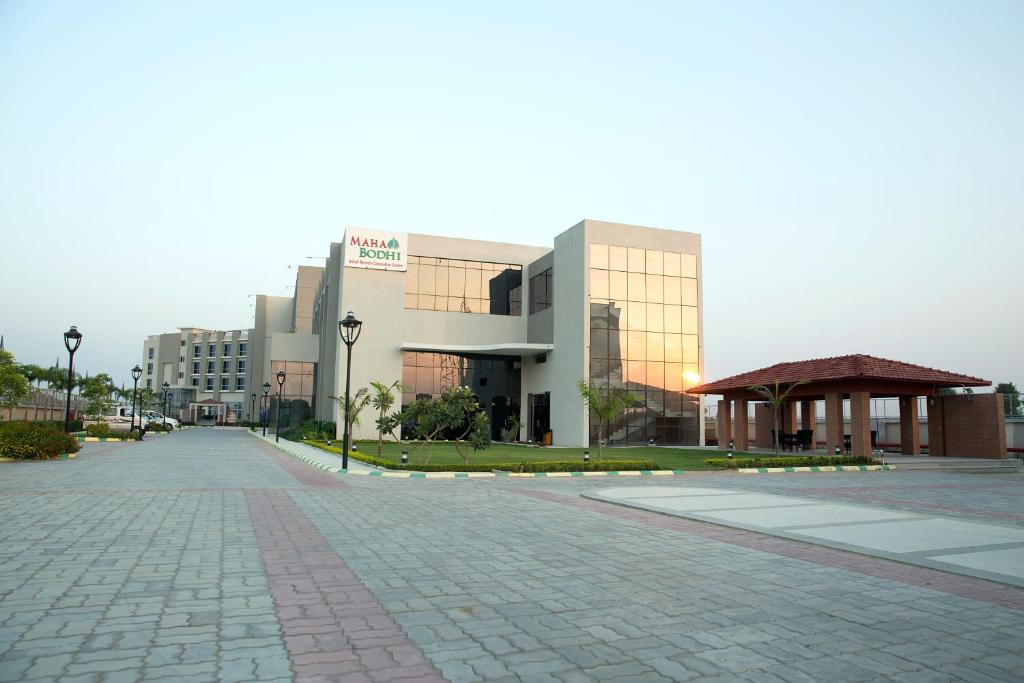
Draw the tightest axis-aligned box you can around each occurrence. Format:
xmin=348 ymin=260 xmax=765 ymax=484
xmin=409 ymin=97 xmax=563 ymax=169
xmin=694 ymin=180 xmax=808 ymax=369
xmin=583 ymin=450 xmax=590 ymax=463
xmin=401 ymin=450 xmax=408 ymax=465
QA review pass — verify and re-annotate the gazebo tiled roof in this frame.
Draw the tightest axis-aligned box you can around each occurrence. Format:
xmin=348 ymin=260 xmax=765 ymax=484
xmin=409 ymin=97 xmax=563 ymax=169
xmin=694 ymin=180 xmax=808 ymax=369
xmin=690 ymin=354 xmax=989 ymax=395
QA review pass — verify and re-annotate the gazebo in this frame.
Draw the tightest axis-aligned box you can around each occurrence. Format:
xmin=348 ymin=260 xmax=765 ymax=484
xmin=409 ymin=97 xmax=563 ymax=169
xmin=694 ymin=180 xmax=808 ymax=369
xmin=689 ymin=354 xmax=1006 ymax=458
xmin=188 ymin=398 xmax=227 ymax=426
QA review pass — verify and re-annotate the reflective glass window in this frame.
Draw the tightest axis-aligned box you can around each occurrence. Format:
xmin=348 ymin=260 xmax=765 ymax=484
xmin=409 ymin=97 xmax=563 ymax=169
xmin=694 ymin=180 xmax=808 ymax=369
xmin=404 ymin=256 xmax=522 ymax=316
xmin=627 ymin=248 xmax=645 ymax=272
xmin=608 ymin=246 xmax=628 ymax=271
xmin=590 ymin=243 xmax=608 ymax=270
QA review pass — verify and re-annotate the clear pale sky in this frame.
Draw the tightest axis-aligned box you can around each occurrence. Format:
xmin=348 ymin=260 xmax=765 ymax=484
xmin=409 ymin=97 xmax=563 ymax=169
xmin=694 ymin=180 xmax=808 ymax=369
xmin=1 ymin=1 xmax=1021 ymax=390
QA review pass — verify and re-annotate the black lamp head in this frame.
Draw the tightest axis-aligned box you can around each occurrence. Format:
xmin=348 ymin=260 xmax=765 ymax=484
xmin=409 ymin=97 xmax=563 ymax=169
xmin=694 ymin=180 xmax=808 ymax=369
xmin=131 ymin=365 xmax=143 ymax=381
xmin=63 ymin=325 xmax=82 ymax=352
xmin=162 ymin=382 xmax=170 ymax=391
xmin=339 ymin=311 xmax=362 ymax=345
xmin=276 ymin=370 xmax=286 ymax=387
xmin=262 ymin=382 xmax=271 ymax=395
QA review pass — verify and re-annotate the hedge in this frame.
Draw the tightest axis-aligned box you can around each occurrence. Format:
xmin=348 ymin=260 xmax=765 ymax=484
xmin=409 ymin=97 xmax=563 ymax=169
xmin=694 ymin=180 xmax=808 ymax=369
xmin=301 ymin=441 xmax=656 ymax=472
xmin=705 ymin=455 xmax=874 ymax=469
xmin=86 ymin=423 xmax=110 ymax=437
xmin=0 ymin=421 xmax=81 ymax=459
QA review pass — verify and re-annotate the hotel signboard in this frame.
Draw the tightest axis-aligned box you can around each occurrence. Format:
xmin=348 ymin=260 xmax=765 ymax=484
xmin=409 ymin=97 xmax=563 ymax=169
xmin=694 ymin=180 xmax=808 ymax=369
xmin=344 ymin=228 xmax=408 ymax=272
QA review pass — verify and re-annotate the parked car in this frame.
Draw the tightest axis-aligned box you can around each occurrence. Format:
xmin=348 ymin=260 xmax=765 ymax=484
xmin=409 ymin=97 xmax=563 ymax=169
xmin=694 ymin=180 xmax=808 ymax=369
xmin=144 ymin=411 xmax=180 ymax=430
xmin=95 ymin=405 xmax=150 ymax=432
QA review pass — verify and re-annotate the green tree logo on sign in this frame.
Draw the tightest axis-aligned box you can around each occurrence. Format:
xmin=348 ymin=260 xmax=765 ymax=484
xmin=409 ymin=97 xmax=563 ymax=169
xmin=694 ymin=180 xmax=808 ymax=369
xmin=387 ymin=238 xmax=400 ymax=249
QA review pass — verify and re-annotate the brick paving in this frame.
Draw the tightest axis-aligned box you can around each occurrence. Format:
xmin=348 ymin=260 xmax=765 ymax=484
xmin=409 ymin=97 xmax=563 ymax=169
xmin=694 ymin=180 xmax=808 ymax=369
xmin=1 ymin=429 xmax=1023 ymax=681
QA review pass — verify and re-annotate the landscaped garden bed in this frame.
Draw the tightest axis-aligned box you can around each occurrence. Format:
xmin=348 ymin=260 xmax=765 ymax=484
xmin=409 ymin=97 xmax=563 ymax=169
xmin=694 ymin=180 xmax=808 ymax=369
xmin=705 ymin=455 xmax=875 ymax=469
xmin=0 ymin=421 xmax=81 ymax=460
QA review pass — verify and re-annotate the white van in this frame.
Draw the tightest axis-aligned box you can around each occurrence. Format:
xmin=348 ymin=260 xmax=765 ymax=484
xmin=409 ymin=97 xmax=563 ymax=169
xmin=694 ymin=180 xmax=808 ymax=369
xmin=96 ymin=406 xmax=150 ymax=432
xmin=144 ymin=411 xmax=180 ymax=430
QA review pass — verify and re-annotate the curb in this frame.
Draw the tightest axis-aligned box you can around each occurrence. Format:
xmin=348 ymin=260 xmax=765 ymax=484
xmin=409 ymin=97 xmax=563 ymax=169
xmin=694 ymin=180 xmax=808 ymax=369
xmin=252 ymin=433 xmax=687 ymax=479
xmin=737 ymin=464 xmax=895 ymax=474
xmin=78 ymin=437 xmax=138 ymax=443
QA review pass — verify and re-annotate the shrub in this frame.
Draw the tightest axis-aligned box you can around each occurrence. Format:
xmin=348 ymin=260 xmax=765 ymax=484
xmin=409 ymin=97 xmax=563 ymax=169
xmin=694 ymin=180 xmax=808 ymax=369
xmin=42 ymin=419 xmax=83 ymax=432
xmin=0 ymin=421 xmax=81 ymax=459
xmin=302 ymin=441 xmax=656 ymax=472
xmin=281 ymin=420 xmax=336 ymax=442
xmin=147 ymin=422 xmax=167 ymax=432
xmin=705 ymin=455 xmax=874 ymax=469
xmin=86 ymin=423 xmax=110 ymax=437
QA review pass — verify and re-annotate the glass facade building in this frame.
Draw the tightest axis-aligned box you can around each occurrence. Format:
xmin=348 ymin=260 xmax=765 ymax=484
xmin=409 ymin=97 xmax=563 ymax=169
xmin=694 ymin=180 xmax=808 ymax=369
xmin=588 ymin=244 xmax=701 ymax=445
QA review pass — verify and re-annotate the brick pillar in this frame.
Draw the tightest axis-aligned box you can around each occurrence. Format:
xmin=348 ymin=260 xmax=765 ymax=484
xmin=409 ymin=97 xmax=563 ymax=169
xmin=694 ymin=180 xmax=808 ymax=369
xmin=800 ymin=400 xmax=816 ymax=450
xmin=849 ymin=391 xmax=871 ymax=456
xmin=734 ymin=400 xmax=749 ymax=451
xmin=754 ymin=403 xmax=774 ymax=448
xmin=899 ymin=396 xmax=920 ymax=455
xmin=928 ymin=396 xmax=945 ymax=456
xmin=825 ymin=392 xmax=843 ymax=453
xmin=717 ymin=400 xmax=731 ymax=450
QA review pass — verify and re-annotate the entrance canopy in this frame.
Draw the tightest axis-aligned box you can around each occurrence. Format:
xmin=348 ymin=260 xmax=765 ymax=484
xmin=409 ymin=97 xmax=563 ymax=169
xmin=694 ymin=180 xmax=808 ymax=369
xmin=689 ymin=354 xmax=989 ymax=401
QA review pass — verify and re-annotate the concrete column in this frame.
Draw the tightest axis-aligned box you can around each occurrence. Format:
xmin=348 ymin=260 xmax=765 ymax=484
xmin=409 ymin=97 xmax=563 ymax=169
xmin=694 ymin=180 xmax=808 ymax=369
xmin=734 ymin=400 xmax=749 ymax=451
xmin=825 ymin=392 xmax=843 ymax=453
xmin=754 ymin=403 xmax=774 ymax=448
xmin=928 ymin=396 xmax=945 ymax=456
xmin=717 ymin=399 xmax=731 ymax=450
xmin=781 ymin=402 xmax=797 ymax=435
xmin=800 ymin=400 xmax=816 ymax=432
xmin=899 ymin=396 xmax=920 ymax=455
xmin=849 ymin=391 xmax=871 ymax=456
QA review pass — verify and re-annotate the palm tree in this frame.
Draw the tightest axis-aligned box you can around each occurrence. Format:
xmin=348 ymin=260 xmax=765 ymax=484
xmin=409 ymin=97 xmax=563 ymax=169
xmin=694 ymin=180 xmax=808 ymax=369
xmin=577 ymin=379 xmax=641 ymax=461
xmin=335 ymin=388 xmax=371 ymax=448
xmin=746 ymin=380 xmax=810 ymax=455
xmin=369 ymin=380 xmax=406 ymax=456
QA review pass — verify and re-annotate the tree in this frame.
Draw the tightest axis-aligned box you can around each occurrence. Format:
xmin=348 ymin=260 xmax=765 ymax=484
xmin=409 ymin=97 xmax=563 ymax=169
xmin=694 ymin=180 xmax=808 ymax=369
xmin=0 ymin=350 xmax=31 ymax=417
xmin=577 ymin=380 xmax=641 ymax=461
xmin=16 ymin=363 xmax=47 ymax=388
xmin=369 ymin=380 xmax=406 ymax=456
xmin=747 ymin=380 xmax=810 ymax=455
xmin=79 ymin=373 xmax=115 ymax=424
xmin=402 ymin=386 xmax=490 ymax=464
xmin=335 ymin=387 xmax=371 ymax=444
xmin=995 ymin=382 xmax=1022 ymax=417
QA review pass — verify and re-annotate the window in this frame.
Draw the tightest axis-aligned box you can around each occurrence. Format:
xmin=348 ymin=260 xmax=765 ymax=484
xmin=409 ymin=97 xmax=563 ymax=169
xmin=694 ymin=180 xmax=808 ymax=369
xmin=179 ymin=356 xmax=185 ymax=363
xmin=193 ymin=345 xmax=201 ymax=358
xmin=208 ymin=343 xmax=216 ymax=356
xmin=404 ymin=256 xmax=523 ymax=315
xmin=221 ymin=377 xmax=230 ymax=391
xmin=147 ymin=363 xmax=153 ymax=374
xmin=191 ymin=378 xmax=198 ymax=387
xmin=180 ymin=339 xmax=185 ymax=347
xmin=529 ymin=268 xmax=553 ymax=314
xmin=237 ymin=359 xmax=247 ymax=374
xmin=238 ymin=342 xmax=247 ymax=357
xmin=236 ymin=377 xmax=245 ymax=391
xmin=223 ymin=343 xmax=231 ymax=357
xmin=178 ymin=372 xmax=184 ymax=379
xmin=192 ymin=361 xmax=200 ymax=375
xmin=222 ymin=360 xmax=230 ymax=374
xmin=146 ymin=379 xmax=152 ymax=389
xmin=207 ymin=361 xmax=215 ymax=374
xmin=148 ymin=348 xmax=154 ymax=359
xmin=205 ymin=378 xmax=214 ymax=391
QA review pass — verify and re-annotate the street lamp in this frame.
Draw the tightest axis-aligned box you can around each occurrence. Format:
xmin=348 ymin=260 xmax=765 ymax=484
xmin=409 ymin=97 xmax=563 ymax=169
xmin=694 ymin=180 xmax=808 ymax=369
xmin=275 ymin=370 xmax=286 ymax=443
xmin=250 ymin=392 xmax=257 ymax=425
xmin=130 ymin=365 xmax=143 ymax=433
xmin=162 ymin=382 xmax=170 ymax=429
xmin=261 ymin=382 xmax=270 ymax=436
xmin=62 ymin=326 xmax=82 ymax=432
xmin=338 ymin=311 xmax=363 ymax=470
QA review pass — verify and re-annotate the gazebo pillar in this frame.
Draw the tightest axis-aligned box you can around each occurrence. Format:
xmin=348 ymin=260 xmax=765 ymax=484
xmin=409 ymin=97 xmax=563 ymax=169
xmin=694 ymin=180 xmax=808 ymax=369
xmin=754 ymin=403 xmax=773 ymax=448
xmin=717 ymin=399 xmax=731 ymax=450
xmin=734 ymin=400 xmax=749 ymax=451
xmin=849 ymin=391 xmax=872 ymax=456
xmin=781 ymin=402 xmax=797 ymax=435
xmin=899 ymin=396 xmax=920 ymax=455
xmin=800 ymin=400 xmax=816 ymax=445
xmin=825 ymin=392 xmax=843 ymax=453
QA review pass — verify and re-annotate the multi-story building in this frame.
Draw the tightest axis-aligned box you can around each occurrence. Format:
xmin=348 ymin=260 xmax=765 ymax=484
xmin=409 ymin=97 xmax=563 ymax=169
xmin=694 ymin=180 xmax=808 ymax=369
xmin=312 ymin=219 xmax=703 ymax=446
xmin=141 ymin=327 xmax=252 ymax=423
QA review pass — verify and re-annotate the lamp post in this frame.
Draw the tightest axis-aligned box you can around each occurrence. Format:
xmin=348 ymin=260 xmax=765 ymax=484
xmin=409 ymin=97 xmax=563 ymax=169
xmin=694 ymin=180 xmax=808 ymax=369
xmin=130 ymin=365 xmax=143 ymax=433
xmin=250 ymin=392 xmax=257 ymax=425
xmin=338 ymin=311 xmax=363 ymax=470
xmin=275 ymin=370 xmax=285 ymax=443
xmin=162 ymin=382 xmax=170 ymax=429
xmin=261 ymin=382 xmax=270 ymax=436
xmin=62 ymin=326 xmax=82 ymax=432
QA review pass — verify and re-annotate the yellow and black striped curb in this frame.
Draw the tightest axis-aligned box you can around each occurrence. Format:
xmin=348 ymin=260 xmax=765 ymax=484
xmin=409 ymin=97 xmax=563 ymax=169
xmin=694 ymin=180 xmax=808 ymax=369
xmin=0 ymin=453 xmax=77 ymax=462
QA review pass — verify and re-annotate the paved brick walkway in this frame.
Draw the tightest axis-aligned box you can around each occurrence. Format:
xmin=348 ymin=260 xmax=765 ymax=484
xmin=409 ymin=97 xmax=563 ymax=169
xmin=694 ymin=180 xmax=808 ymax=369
xmin=1 ymin=429 xmax=1023 ymax=681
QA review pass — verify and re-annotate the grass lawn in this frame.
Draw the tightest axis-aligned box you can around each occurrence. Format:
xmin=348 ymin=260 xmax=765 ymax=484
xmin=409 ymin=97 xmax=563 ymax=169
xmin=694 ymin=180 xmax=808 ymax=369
xmin=334 ymin=439 xmax=763 ymax=471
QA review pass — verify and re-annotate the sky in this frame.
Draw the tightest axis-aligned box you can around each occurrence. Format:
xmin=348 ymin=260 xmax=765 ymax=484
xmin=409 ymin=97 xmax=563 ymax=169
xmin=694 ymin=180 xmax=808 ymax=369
xmin=1 ymin=1 xmax=1022 ymax=390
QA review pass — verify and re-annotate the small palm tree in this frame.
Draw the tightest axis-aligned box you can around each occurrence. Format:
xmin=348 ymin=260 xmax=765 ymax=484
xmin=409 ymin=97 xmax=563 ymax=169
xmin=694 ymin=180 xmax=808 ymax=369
xmin=369 ymin=380 xmax=407 ymax=456
xmin=335 ymin=388 xmax=371 ymax=447
xmin=747 ymin=380 xmax=810 ymax=455
xmin=577 ymin=379 xmax=641 ymax=461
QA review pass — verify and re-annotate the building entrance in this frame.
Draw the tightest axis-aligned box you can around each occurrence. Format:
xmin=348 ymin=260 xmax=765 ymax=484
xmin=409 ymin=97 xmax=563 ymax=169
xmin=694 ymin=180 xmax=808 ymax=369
xmin=528 ymin=392 xmax=550 ymax=443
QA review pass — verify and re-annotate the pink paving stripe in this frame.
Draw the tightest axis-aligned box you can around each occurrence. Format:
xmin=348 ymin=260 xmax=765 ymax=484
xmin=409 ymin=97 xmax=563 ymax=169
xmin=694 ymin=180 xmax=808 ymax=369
xmin=506 ymin=487 xmax=1024 ymax=611
xmin=253 ymin=439 xmax=351 ymax=489
xmin=246 ymin=489 xmax=444 ymax=683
